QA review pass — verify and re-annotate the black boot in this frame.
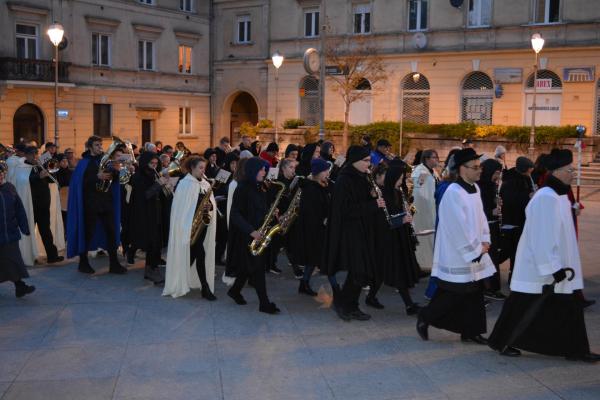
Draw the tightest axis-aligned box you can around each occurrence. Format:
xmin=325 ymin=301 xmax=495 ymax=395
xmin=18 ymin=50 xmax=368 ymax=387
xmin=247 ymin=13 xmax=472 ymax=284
xmin=126 ymin=249 xmax=136 ymax=265
xmin=365 ymin=295 xmax=384 ymax=309
xmin=298 ymin=280 xmax=317 ymax=296
xmin=144 ymin=265 xmax=164 ymax=284
xmin=109 ymin=252 xmax=127 ymax=274
xmin=416 ymin=312 xmax=429 ymax=341
xmin=259 ymin=302 xmax=281 ymax=314
xmin=227 ymin=289 xmax=247 ymax=305
xmin=14 ymin=281 xmax=36 ymax=298
xmin=202 ymin=287 xmax=217 ymax=301
xmin=78 ymin=254 xmax=95 ymax=274
xmin=405 ymin=303 xmax=422 ymax=316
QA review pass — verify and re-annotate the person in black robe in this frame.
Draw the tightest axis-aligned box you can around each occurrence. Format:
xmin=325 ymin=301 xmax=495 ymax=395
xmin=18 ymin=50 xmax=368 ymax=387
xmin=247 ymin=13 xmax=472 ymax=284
xmin=284 ymin=144 xmax=299 ymax=161
xmin=325 ymin=145 xmax=386 ymax=321
xmin=289 ymin=158 xmax=331 ymax=296
xmin=226 ymin=157 xmax=280 ymax=314
xmin=215 ymin=151 xmax=239 ymax=264
xmin=367 ymin=163 xmax=421 ymax=314
xmin=128 ymin=152 xmax=166 ymax=284
xmin=204 ymin=148 xmax=220 ymax=179
xmin=0 ymin=165 xmax=35 ymax=297
xmin=215 ymin=137 xmax=232 ymax=168
xmin=477 ymin=158 xmax=506 ymax=300
xmin=296 ymin=143 xmax=320 ymax=177
xmin=320 ymin=141 xmax=340 ymax=182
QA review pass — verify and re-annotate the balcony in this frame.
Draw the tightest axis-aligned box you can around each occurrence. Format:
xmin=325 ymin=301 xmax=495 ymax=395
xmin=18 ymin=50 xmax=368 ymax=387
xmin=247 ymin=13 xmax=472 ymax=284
xmin=0 ymin=57 xmax=70 ymax=82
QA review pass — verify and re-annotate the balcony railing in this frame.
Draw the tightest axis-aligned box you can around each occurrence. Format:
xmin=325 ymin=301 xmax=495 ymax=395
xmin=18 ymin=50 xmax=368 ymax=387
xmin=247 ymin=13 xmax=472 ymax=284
xmin=0 ymin=57 xmax=70 ymax=82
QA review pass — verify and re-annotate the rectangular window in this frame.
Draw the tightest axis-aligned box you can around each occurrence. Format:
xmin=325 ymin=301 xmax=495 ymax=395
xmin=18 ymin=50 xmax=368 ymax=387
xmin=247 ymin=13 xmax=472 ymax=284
xmin=237 ymin=15 xmax=251 ymax=44
xmin=468 ymin=0 xmax=492 ymax=27
xmin=93 ymin=104 xmax=112 ymax=138
xmin=138 ymin=0 xmax=154 ymax=5
xmin=304 ymin=9 xmax=319 ymax=37
xmin=178 ymin=45 xmax=192 ymax=74
xmin=408 ymin=0 xmax=428 ymax=31
xmin=138 ymin=40 xmax=154 ymax=70
xmin=180 ymin=0 xmax=193 ymax=12
xmin=92 ymin=33 xmax=110 ymax=66
xmin=179 ymin=107 xmax=192 ymax=135
xmin=16 ymin=24 xmax=38 ymax=59
xmin=353 ymin=4 xmax=371 ymax=34
xmin=534 ymin=0 xmax=560 ymax=24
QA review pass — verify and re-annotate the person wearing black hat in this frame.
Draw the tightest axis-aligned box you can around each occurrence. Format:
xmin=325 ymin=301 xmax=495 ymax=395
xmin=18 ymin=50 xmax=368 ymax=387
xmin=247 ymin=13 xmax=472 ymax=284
xmin=488 ymin=149 xmax=599 ymax=362
xmin=461 ymin=138 xmax=474 ymax=149
xmin=44 ymin=142 xmax=57 ymax=158
xmin=417 ymin=148 xmax=496 ymax=344
xmin=203 ymin=148 xmax=220 ymax=179
xmin=370 ymin=139 xmax=392 ymax=167
xmin=325 ymin=145 xmax=387 ymax=321
xmin=499 ymin=156 xmax=535 ymax=281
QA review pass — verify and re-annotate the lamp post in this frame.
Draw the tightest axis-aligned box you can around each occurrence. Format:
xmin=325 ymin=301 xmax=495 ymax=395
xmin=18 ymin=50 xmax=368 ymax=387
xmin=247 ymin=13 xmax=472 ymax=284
xmin=271 ymin=51 xmax=284 ymax=143
xmin=47 ymin=23 xmax=64 ymax=148
xmin=529 ymin=33 xmax=545 ymax=156
xmin=318 ymin=0 xmax=327 ymax=141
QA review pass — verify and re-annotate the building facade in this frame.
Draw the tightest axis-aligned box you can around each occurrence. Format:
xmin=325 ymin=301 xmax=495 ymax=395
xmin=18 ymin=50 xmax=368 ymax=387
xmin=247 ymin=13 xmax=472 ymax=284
xmin=1 ymin=0 xmax=210 ymax=152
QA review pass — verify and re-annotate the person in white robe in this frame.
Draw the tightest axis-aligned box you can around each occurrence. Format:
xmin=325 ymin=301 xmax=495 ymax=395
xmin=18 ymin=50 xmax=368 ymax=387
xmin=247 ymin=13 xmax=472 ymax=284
xmin=11 ymin=161 xmax=39 ymax=266
xmin=411 ymin=149 xmax=440 ymax=271
xmin=417 ymin=148 xmax=495 ymax=344
xmin=163 ymin=155 xmax=217 ymax=300
xmin=489 ymin=149 xmax=599 ymax=362
xmin=6 ymin=145 xmax=26 ymax=184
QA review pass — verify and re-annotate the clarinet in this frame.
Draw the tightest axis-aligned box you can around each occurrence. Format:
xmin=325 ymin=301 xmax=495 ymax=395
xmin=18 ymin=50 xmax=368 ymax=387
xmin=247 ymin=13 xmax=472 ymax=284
xmin=366 ymin=173 xmax=392 ymax=225
xmin=496 ymin=171 xmax=503 ymax=252
xmin=398 ymin=187 xmax=419 ymax=248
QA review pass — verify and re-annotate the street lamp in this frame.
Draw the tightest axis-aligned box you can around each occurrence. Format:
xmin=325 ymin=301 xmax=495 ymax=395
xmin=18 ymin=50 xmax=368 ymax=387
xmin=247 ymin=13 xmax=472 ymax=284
xmin=47 ymin=23 xmax=64 ymax=148
xmin=271 ymin=50 xmax=284 ymax=143
xmin=529 ymin=33 xmax=545 ymax=155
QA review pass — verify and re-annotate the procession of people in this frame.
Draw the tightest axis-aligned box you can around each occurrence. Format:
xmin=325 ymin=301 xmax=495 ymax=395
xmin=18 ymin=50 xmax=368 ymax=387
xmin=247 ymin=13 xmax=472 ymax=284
xmin=0 ymin=133 xmax=598 ymax=363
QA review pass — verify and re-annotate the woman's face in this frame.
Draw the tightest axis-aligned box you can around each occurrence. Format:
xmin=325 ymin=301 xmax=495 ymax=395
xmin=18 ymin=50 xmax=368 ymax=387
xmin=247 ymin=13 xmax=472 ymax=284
xmin=316 ymin=169 xmax=330 ymax=183
xmin=191 ymin=161 xmax=206 ymax=179
xmin=492 ymin=170 xmax=502 ymax=183
xmin=312 ymin=146 xmax=321 ymax=160
xmin=229 ymin=160 xmax=237 ymax=173
xmin=148 ymin=159 xmax=159 ymax=170
xmin=288 ymin=150 xmax=298 ymax=160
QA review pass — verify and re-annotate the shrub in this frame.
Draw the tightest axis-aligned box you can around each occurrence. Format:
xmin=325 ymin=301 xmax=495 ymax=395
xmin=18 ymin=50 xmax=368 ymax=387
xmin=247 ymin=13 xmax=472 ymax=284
xmin=283 ymin=118 xmax=305 ymax=129
xmin=239 ymin=121 xmax=258 ymax=137
xmin=257 ymin=119 xmax=274 ymax=128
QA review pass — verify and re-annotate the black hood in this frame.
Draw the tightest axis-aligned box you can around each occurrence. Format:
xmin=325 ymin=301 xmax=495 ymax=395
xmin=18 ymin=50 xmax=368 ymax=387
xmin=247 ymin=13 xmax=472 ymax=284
xmin=243 ymin=156 xmax=267 ymax=184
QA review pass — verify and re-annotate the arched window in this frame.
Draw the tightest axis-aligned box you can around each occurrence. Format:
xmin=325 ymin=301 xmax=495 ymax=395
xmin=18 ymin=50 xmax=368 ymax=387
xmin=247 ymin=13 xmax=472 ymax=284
xmin=524 ymin=69 xmax=562 ymax=127
xmin=526 ymin=69 xmax=562 ymax=89
xmin=461 ymin=71 xmax=494 ymax=125
xmin=401 ymin=72 xmax=430 ymax=124
xmin=355 ymin=78 xmax=372 ymax=90
xmin=13 ymin=103 xmax=44 ymax=145
xmin=299 ymin=76 xmax=320 ymax=126
xmin=349 ymin=78 xmax=372 ymax=125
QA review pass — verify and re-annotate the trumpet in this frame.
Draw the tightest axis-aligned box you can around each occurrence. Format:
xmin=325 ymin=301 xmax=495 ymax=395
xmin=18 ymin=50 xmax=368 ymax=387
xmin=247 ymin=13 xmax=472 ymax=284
xmin=35 ymin=159 xmax=60 ymax=187
xmin=154 ymin=169 xmax=173 ymax=197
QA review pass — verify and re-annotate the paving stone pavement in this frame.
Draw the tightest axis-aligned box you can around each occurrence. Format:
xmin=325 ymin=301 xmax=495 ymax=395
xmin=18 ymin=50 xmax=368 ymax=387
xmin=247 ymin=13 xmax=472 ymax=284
xmin=1 ymin=203 xmax=599 ymax=400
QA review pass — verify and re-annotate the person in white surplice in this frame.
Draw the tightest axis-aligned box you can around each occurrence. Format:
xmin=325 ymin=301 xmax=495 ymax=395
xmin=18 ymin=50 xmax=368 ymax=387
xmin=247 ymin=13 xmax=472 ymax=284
xmin=411 ymin=149 xmax=440 ymax=271
xmin=489 ymin=149 xmax=599 ymax=362
xmin=417 ymin=148 xmax=496 ymax=345
xmin=163 ymin=155 xmax=217 ymax=300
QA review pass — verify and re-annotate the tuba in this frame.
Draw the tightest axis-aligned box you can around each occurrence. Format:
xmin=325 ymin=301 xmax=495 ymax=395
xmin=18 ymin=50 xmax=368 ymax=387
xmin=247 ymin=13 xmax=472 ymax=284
xmin=248 ymin=180 xmax=286 ymax=256
xmin=96 ymin=136 xmax=125 ymax=192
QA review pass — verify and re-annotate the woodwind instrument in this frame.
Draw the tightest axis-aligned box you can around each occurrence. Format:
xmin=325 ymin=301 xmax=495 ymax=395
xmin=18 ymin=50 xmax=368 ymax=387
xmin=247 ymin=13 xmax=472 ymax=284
xmin=366 ymin=171 xmax=393 ymax=226
xmin=249 ymin=180 xmax=286 ymax=256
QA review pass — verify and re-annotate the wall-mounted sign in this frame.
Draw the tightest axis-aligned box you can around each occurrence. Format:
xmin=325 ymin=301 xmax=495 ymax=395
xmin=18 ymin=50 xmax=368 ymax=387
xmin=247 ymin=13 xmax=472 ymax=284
xmin=563 ymin=67 xmax=595 ymax=82
xmin=535 ymin=79 xmax=553 ymax=90
xmin=325 ymin=65 xmax=348 ymax=76
xmin=57 ymin=109 xmax=69 ymax=118
xmin=494 ymin=68 xmax=522 ymax=83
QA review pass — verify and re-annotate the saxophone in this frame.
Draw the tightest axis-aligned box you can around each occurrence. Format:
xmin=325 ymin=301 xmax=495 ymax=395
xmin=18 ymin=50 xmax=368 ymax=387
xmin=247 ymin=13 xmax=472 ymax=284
xmin=190 ymin=179 xmax=216 ymax=246
xmin=248 ymin=180 xmax=286 ymax=256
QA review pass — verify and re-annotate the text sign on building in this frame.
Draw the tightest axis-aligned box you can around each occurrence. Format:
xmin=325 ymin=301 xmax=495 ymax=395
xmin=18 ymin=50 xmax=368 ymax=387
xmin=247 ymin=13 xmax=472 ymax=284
xmin=535 ymin=79 xmax=553 ymax=90
xmin=57 ymin=109 xmax=69 ymax=118
xmin=325 ymin=66 xmax=348 ymax=76
xmin=494 ymin=68 xmax=522 ymax=83
xmin=563 ymin=67 xmax=595 ymax=82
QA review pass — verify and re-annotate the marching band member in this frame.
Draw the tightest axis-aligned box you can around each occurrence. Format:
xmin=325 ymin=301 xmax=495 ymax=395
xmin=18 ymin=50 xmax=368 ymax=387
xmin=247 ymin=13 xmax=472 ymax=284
xmin=163 ymin=156 xmax=217 ymax=300
xmin=296 ymin=143 xmax=320 ymax=177
xmin=417 ymin=148 xmax=496 ymax=344
xmin=369 ymin=139 xmax=392 ymax=166
xmin=259 ymin=142 xmax=279 ymax=168
xmin=67 ymin=136 xmax=126 ymax=275
xmin=284 ymin=144 xmax=299 ymax=161
xmin=226 ymin=157 xmax=279 ymax=314
xmin=489 ymin=149 xmax=599 ymax=362
xmin=6 ymin=144 xmax=26 ymax=184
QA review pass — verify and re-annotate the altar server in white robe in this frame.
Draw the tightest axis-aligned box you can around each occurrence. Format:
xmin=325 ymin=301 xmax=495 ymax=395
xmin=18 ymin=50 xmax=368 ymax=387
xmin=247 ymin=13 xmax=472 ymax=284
xmin=489 ymin=149 xmax=599 ymax=362
xmin=163 ymin=155 xmax=217 ymax=300
xmin=417 ymin=148 xmax=495 ymax=345
xmin=12 ymin=156 xmax=39 ymax=266
xmin=411 ymin=149 xmax=440 ymax=270
xmin=6 ymin=144 xmax=27 ymax=184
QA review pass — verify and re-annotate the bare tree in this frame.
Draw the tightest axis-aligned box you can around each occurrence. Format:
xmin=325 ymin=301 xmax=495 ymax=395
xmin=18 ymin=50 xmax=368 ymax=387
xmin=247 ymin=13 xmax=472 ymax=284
xmin=325 ymin=36 xmax=388 ymax=150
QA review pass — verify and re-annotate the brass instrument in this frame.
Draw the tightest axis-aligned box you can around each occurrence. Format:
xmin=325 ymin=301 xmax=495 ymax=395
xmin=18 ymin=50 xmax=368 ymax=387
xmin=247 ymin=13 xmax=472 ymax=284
xmin=96 ymin=137 xmax=125 ymax=192
xmin=190 ymin=177 xmax=217 ymax=246
xmin=0 ymin=143 xmax=15 ymax=160
xmin=154 ymin=170 xmax=173 ymax=197
xmin=248 ymin=180 xmax=286 ymax=256
xmin=166 ymin=150 xmax=186 ymax=177
xmin=35 ymin=159 xmax=60 ymax=187
xmin=118 ymin=140 xmax=136 ymax=185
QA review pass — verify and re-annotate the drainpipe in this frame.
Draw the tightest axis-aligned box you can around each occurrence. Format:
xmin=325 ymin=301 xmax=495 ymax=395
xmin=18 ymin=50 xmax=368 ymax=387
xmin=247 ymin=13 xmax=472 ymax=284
xmin=209 ymin=0 xmax=215 ymax=146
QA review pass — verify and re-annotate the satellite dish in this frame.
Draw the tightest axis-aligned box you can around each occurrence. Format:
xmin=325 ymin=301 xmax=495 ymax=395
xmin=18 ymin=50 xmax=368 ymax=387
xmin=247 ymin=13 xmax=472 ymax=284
xmin=450 ymin=0 xmax=464 ymax=7
xmin=412 ymin=32 xmax=427 ymax=49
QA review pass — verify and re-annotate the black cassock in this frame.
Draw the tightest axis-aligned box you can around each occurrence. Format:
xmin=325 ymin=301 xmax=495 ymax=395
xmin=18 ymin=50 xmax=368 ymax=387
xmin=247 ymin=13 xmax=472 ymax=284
xmin=287 ymin=179 xmax=330 ymax=267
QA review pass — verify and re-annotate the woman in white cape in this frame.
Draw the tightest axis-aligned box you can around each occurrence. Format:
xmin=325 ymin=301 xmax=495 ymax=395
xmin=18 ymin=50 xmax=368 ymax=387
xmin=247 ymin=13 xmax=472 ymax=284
xmin=163 ymin=156 xmax=217 ymax=299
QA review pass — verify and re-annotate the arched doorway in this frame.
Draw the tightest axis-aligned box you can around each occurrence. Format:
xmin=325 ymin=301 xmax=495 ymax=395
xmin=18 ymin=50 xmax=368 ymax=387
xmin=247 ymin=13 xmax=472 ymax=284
xmin=461 ymin=72 xmax=494 ymax=125
xmin=524 ymin=69 xmax=562 ymax=127
xmin=230 ymin=92 xmax=258 ymax=139
xmin=299 ymin=76 xmax=320 ymax=126
xmin=401 ymin=72 xmax=430 ymax=124
xmin=349 ymin=78 xmax=372 ymax=125
xmin=13 ymin=103 xmax=45 ymax=145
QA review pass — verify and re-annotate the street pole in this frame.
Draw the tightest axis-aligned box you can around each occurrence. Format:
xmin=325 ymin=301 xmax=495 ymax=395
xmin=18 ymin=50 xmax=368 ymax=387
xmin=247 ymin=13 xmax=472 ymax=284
xmin=274 ymin=66 xmax=279 ymax=143
xmin=399 ymin=87 xmax=404 ymax=158
xmin=54 ymin=44 xmax=59 ymax=147
xmin=529 ymin=52 xmax=538 ymax=156
xmin=318 ymin=0 xmax=326 ymax=141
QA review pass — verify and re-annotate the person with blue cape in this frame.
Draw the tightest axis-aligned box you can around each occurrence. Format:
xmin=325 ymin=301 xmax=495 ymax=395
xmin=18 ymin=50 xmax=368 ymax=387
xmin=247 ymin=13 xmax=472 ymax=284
xmin=67 ymin=136 xmax=126 ymax=274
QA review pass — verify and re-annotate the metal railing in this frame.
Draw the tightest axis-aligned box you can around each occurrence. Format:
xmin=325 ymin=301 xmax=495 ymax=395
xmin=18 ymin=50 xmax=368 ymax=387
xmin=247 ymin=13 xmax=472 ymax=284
xmin=0 ymin=57 xmax=70 ymax=82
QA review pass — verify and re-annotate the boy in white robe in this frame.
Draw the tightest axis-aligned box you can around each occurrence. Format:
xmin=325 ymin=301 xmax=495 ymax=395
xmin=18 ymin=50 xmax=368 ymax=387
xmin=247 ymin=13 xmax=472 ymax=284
xmin=417 ymin=148 xmax=495 ymax=344
xmin=489 ymin=149 xmax=599 ymax=362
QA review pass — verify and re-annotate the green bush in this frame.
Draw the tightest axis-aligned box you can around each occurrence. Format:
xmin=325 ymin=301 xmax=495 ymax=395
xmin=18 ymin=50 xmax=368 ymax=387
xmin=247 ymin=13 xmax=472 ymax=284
xmin=324 ymin=120 xmax=346 ymax=130
xmin=239 ymin=121 xmax=258 ymax=137
xmin=257 ymin=119 xmax=274 ymax=128
xmin=283 ymin=118 xmax=305 ymax=129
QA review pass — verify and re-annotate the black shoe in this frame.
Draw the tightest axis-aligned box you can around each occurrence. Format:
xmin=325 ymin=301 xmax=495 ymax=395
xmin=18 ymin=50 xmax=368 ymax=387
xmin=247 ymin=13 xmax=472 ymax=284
xmin=259 ymin=302 xmax=280 ymax=314
xmin=348 ymin=309 xmax=371 ymax=321
xmin=500 ymin=346 xmax=522 ymax=357
xmin=15 ymin=283 xmax=36 ymax=298
xmin=269 ymin=266 xmax=282 ymax=275
xmin=78 ymin=260 xmax=95 ymax=274
xmin=126 ymin=252 xmax=135 ymax=265
xmin=333 ymin=303 xmax=352 ymax=322
xmin=109 ymin=262 xmax=128 ymax=274
xmin=201 ymin=288 xmax=217 ymax=301
xmin=365 ymin=296 xmax=385 ymax=309
xmin=582 ymin=299 xmax=596 ymax=309
xmin=405 ymin=303 xmax=422 ymax=316
xmin=484 ymin=290 xmax=507 ymax=301
xmin=227 ymin=289 xmax=247 ymax=305
xmin=416 ymin=313 xmax=429 ymax=341
xmin=298 ymin=280 xmax=317 ymax=296
xmin=292 ymin=265 xmax=304 ymax=279
xmin=566 ymin=353 xmax=600 ymax=363
xmin=461 ymin=334 xmax=489 ymax=345
xmin=47 ymin=256 xmax=64 ymax=264
xmin=159 ymin=258 xmax=167 ymax=267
